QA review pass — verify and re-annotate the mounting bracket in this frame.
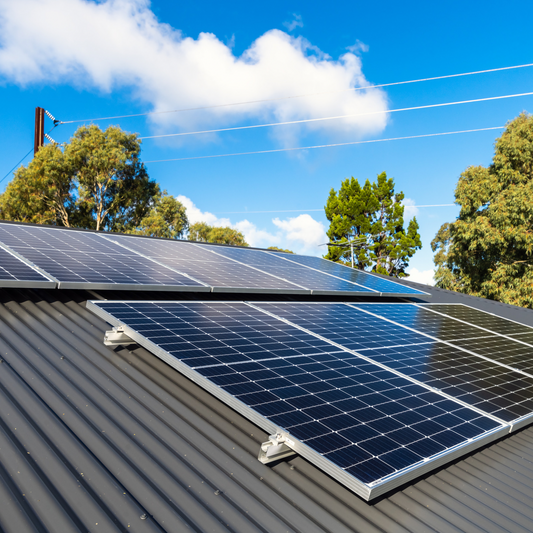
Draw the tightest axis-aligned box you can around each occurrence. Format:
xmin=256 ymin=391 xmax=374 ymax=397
xmin=258 ymin=433 xmax=297 ymax=464
xmin=104 ymin=326 xmax=136 ymax=346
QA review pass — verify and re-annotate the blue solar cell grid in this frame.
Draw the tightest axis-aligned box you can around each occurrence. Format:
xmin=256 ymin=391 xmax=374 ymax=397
xmin=89 ymin=300 xmax=505 ymax=495
xmin=0 ymin=224 xmax=207 ymax=290
xmin=102 ymin=234 xmax=306 ymax=292
xmin=268 ymin=251 xmax=426 ymax=295
xmin=257 ymin=302 xmax=533 ymax=424
xmin=204 ymin=245 xmax=377 ymax=294
xmin=0 ymin=245 xmax=54 ymax=286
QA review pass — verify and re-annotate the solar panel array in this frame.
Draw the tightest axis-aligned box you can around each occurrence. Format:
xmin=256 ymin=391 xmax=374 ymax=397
xmin=87 ymin=300 xmax=533 ymax=500
xmin=0 ymin=244 xmax=55 ymax=288
xmin=0 ymin=222 xmax=427 ymax=295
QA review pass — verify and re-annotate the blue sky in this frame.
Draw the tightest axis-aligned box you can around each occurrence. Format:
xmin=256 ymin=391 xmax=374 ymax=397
xmin=1 ymin=0 xmax=532 ymax=284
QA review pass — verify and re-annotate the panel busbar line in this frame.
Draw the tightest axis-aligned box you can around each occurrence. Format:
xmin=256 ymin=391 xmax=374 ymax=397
xmin=100 ymin=233 xmax=310 ymax=294
xmin=267 ymin=250 xmax=427 ymax=296
xmin=87 ymin=300 xmax=508 ymax=501
xmin=0 ymin=223 xmax=209 ymax=291
xmin=202 ymin=245 xmax=380 ymax=295
xmin=0 ymin=243 xmax=56 ymax=288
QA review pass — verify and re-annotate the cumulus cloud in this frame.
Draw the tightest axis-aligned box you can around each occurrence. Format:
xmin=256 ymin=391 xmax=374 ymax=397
xmin=273 ymin=214 xmax=328 ymax=252
xmin=0 ymin=0 xmax=388 ymax=143
xmin=177 ymin=196 xmax=327 ymax=254
xmin=406 ymin=268 xmax=435 ymax=285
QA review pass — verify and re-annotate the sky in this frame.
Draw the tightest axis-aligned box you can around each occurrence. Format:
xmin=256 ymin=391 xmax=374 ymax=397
xmin=0 ymin=0 xmax=532 ymax=285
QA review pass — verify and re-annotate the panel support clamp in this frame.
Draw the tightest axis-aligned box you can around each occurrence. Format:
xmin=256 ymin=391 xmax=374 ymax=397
xmin=258 ymin=433 xmax=297 ymax=464
xmin=104 ymin=326 xmax=136 ymax=346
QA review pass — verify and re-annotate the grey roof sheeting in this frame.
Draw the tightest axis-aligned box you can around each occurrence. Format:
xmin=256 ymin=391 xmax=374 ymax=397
xmin=1 ymin=286 xmax=533 ymax=532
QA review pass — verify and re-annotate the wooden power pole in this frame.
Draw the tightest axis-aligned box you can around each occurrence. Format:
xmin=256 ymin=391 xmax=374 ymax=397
xmin=34 ymin=107 xmax=45 ymax=155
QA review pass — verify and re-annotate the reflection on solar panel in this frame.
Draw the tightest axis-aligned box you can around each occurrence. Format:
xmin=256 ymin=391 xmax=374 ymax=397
xmin=268 ymin=251 xmax=425 ymax=295
xmin=0 ymin=244 xmax=55 ymax=287
xmin=0 ymin=224 xmax=208 ymax=291
xmin=101 ymin=234 xmax=308 ymax=293
xmin=88 ymin=300 xmax=508 ymax=501
xmin=418 ymin=303 xmax=533 ymax=336
xmin=204 ymin=246 xmax=380 ymax=295
xmin=256 ymin=302 xmax=533 ymax=425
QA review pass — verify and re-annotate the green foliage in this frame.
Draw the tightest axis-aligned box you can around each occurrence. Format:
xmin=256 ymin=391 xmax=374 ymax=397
xmin=128 ymin=192 xmax=188 ymax=239
xmin=325 ymin=172 xmax=422 ymax=277
xmin=189 ymin=222 xmax=248 ymax=246
xmin=267 ymin=246 xmax=294 ymax=253
xmin=0 ymin=125 xmax=159 ymax=233
xmin=433 ymin=113 xmax=533 ymax=307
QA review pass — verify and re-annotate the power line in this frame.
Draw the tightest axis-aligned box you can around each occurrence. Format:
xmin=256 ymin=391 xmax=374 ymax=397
xmin=144 ymin=126 xmax=505 ymax=163
xmin=0 ymin=147 xmax=34 ymax=185
xmin=213 ymin=205 xmax=457 ymax=214
xmin=1 ymin=124 xmax=59 ymax=185
xmin=139 ymin=91 xmax=533 ymax=140
xmin=58 ymin=62 xmax=533 ymax=125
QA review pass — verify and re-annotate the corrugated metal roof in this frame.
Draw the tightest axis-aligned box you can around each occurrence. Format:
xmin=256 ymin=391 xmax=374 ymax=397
xmin=1 ymin=287 xmax=533 ymax=533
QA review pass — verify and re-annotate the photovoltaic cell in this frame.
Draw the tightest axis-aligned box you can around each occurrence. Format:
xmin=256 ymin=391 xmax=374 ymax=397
xmin=0 ymin=245 xmax=55 ymax=287
xmin=204 ymin=246 xmax=377 ymax=294
xmin=88 ymin=299 xmax=506 ymax=500
xmin=269 ymin=251 xmax=426 ymax=295
xmin=102 ymin=234 xmax=307 ymax=293
xmin=0 ymin=223 xmax=208 ymax=290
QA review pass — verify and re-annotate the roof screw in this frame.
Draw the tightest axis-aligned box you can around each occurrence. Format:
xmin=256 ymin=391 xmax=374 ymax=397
xmin=214 ymin=489 xmax=221 ymax=496
xmin=140 ymin=514 xmax=147 ymax=520
xmin=60 ymin=356 xmax=65 ymax=360
xmin=290 ymin=465 xmax=295 ymax=470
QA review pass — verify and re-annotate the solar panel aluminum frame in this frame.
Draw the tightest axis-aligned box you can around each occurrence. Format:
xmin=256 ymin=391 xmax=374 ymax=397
xmin=0 ymin=242 xmax=57 ymax=289
xmin=87 ymin=300 xmax=510 ymax=501
xmin=264 ymin=250 xmax=432 ymax=298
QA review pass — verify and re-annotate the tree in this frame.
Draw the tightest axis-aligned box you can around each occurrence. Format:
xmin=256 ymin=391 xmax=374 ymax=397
xmin=0 ymin=125 xmax=159 ymax=233
xmin=432 ymin=112 xmax=533 ymax=307
xmin=0 ymin=144 xmax=75 ymax=226
xmin=324 ymin=172 xmax=421 ymax=277
xmin=189 ymin=222 xmax=248 ymax=246
xmin=128 ymin=192 xmax=188 ymax=239
xmin=267 ymin=246 xmax=294 ymax=253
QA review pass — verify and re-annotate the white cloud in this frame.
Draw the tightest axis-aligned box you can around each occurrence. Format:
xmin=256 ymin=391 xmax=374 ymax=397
xmin=283 ymin=14 xmax=303 ymax=32
xmin=177 ymin=196 xmax=326 ymax=254
xmin=273 ymin=214 xmax=327 ymax=253
xmin=0 ymin=0 xmax=389 ymax=144
xmin=402 ymin=198 xmax=419 ymax=219
xmin=406 ymin=268 xmax=435 ymax=285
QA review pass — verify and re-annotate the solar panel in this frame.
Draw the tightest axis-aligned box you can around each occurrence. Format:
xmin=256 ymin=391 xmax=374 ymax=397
xmin=0 ymin=244 xmax=55 ymax=288
xmin=202 ymin=246 xmax=379 ymax=295
xmin=88 ymin=300 xmax=507 ymax=501
xmin=268 ymin=251 xmax=426 ymax=295
xmin=101 ymin=234 xmax=309 ymax=294
xmin=0 ymin=223 xmax=209 ymax=291
xmin=417 ymin=303 xmax=533 ymax=336
xmin=255 ymin=302 xmax=533 ymax=425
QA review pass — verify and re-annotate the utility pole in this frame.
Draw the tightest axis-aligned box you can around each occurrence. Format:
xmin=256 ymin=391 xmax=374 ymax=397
xmin=34 ymin=107 xmax=45 ymax=155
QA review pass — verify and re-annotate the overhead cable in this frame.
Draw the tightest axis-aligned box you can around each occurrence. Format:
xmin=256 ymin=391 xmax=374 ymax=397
xmin=139 ymin=91 xmax=533 ymax=140
xmin=58 ymin=62 xmax=533 ymax=124
xmin=214 ymin=205 xmax=457 ymax=214
xmin=143 ymin=126 xmax=505 ymax=163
